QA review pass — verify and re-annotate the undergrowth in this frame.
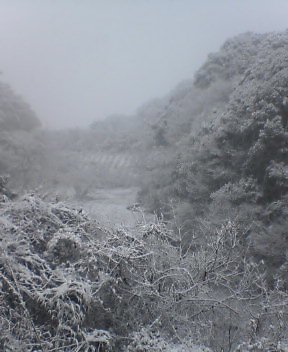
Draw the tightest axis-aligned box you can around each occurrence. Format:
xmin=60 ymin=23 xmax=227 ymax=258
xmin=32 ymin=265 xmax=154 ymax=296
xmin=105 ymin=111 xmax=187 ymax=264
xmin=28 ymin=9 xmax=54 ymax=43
xmin=0 ymin=194 xmax=287 ymax=351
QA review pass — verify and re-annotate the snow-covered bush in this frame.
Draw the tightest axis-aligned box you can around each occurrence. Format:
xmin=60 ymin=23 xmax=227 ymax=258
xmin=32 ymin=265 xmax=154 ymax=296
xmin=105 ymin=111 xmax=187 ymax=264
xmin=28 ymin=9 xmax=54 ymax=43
xmin=0 ymin=194 xmax=287 ymax=350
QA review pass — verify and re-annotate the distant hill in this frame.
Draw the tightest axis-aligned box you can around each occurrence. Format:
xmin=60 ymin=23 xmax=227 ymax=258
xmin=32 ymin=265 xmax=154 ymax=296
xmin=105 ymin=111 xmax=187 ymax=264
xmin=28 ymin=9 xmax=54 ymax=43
xmin=0 ymin=79 xmax=41 ymax=188
xmin=0 ymin=80 xmax=40 ymax=131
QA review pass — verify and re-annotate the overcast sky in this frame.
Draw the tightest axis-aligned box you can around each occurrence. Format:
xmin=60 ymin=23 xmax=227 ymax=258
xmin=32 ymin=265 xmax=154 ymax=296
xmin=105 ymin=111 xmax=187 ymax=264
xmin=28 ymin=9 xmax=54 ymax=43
xmin=0 ymin=0 xmax=288 ymax=129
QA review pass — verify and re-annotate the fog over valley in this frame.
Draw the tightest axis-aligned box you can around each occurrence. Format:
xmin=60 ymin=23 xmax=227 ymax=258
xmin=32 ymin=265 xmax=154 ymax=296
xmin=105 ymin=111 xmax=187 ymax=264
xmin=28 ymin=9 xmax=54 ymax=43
xmin=1 ymin=1 xmax=288 ymax=351
xmin=1 ymin=0 xmax=288 ymax=128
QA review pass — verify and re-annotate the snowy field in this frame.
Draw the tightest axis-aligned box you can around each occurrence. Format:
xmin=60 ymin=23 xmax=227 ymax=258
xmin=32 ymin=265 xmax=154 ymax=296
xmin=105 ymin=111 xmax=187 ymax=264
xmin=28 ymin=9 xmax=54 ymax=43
xmin=68 ymin=187 xmax=154 ymax=230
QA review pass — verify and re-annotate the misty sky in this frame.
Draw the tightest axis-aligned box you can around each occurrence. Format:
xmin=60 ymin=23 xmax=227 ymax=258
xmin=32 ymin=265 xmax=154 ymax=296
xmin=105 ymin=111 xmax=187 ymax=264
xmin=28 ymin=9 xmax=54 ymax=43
xmin=0 ymin=1 xmax=288 ymax=129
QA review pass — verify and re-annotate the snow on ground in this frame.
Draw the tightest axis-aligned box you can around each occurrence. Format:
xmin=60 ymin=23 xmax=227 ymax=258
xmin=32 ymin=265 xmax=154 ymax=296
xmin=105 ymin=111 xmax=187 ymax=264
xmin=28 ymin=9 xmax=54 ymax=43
xmin=68 ymin=187 xmax=154 ymax=230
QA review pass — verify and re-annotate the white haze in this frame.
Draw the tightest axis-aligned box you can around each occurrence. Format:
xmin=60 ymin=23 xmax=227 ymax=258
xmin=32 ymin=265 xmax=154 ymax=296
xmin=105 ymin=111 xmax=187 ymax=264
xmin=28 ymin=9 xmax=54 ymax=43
xmin=0 ymin=0 xmax=287 ymax=129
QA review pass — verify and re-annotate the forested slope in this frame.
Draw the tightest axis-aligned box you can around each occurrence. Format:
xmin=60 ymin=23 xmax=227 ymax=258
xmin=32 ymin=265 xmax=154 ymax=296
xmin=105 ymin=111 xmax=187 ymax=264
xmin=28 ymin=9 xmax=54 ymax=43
xmin=136 ymin=31 xmax=288 ymax=285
